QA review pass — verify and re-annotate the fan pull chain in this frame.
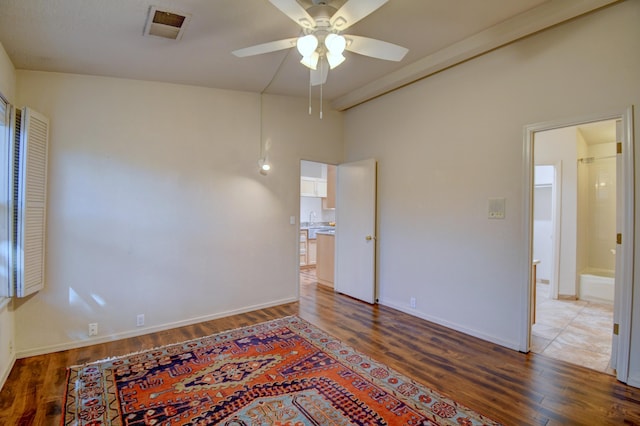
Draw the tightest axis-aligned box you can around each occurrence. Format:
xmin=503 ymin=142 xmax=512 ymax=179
xmin=308 ymin=70 xmax=312 ymax=115
xmin=319 ymin=59 xmax=323 ymax=120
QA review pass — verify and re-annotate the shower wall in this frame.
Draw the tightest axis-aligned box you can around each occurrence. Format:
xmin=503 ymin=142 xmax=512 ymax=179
xmin=577 ymin=142 xmax=617 ymax=274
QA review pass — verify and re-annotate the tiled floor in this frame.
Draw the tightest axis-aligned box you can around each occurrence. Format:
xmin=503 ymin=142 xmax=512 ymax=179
xmin=531 ymin=283 xmax=614 ymax=375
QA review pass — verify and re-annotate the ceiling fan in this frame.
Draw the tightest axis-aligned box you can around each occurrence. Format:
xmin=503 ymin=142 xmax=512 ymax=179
xmin=232 ymin=0 xmax=409 ymax=87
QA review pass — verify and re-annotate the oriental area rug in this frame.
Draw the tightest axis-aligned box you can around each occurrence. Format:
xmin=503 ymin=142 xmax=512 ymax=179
xmin=63 ymin=316 xmax=501 ymax=425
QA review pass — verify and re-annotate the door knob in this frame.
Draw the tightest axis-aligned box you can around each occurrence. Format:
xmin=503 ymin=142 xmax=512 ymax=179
xmin=365 ymin=235 xmax=375 ymax=241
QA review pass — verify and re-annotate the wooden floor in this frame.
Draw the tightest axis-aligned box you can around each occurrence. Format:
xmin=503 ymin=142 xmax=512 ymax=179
xmin=1 ymin=281 xmax=639 ymax=425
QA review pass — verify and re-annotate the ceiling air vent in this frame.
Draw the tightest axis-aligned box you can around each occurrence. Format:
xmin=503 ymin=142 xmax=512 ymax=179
xmin=143 ymin=6 xmax=191 ymax=40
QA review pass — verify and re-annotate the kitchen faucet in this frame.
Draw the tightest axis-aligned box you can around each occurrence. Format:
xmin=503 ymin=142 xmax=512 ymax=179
xmin=309 ymin=211 xmax=317 ymax=226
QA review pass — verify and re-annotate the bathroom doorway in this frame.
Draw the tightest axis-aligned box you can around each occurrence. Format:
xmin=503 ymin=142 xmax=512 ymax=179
xmin=524 ymin=108 xmax=634 ymax=383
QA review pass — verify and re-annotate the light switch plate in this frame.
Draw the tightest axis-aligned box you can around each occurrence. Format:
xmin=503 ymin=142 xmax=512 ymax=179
xmin=488 ymin=197 xmax=506 ymax=219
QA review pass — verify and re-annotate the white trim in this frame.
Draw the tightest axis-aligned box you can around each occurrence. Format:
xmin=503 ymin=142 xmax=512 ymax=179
xmin=520 ymin=107 xmax=634 ymax=382
xmin=551 ymin=162 xmax=562 ymax=300
xmin=520 ymin=125 xmax=534 ymax=352
xmin=616 ymin=106 xmax=634 ymax=381
xmin=15 ymin=296 xmax=297 ymax=359
xmin=380 ymin=298 xmax=520 ymax=351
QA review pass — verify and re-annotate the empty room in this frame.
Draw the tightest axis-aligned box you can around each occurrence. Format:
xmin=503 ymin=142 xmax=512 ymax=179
xmin=1 ymin=0 xmax=639 ymax=424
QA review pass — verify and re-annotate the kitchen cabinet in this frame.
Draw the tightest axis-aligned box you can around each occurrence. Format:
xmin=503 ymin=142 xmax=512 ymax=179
xmin=299 ymin=230 xmax=307 ymax=266
xmin=308 ymin=239 xmax=317 ymax=265
xmin=301 ymin=177 xmax=327 ymax=198
xmin=316 ymin=233 xmax=334 ymax=287
xmin=299 ymin=229 xmax=317 ymax=267
xmin=301 ymin=179 xmax=316 ymax=197
xmin=323 ymin=165 xmax=336 ymax=209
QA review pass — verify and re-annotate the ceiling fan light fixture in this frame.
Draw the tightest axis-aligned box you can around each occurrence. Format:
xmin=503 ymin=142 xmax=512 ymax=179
xmin=296 ymin=34 xmax=318 ymax=57
xmin=326 ymin=52 xmax=345 ymax=69
xmin=300 ymin=51 xmax=320 ymax=70
xmin=325 ymin=34 xmax=346 ymax=55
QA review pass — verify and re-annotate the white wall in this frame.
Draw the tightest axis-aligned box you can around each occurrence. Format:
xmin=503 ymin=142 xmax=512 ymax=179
xmin=343 ymin=0 xmax=640 ymax=378
xmin=536 ymin=127 xmax=579 ymax=297
xmin=300 ymin=196 xmax=335 ymax=224
xmin=14 ymin=71 xmax=343 ymax=356
xmin=0 ymin=41 xmax=16 ymax=389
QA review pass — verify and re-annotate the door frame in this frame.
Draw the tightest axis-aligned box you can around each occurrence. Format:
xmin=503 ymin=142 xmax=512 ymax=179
xmin=297 ymin=159 xmax=337 ymax=299
xmin=550 ymin=161 xmax=562 ymax=300
xmin=521 ymin=106 xmax=634 ymax=383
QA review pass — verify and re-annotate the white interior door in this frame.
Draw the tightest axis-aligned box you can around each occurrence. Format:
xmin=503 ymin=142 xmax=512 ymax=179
xmin=611 ymin=120 xmax=622 ymax=370
xmin=335 ymin=158 xmax=377 ymax=304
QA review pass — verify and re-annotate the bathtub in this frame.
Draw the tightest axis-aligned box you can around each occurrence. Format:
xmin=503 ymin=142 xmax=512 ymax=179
xmin=579 ymin=269 xmax=614 ymax=303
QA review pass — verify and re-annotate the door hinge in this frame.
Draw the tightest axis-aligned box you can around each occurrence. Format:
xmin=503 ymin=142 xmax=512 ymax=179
xmin=617 ymin=233 xmax=622 ymax=245
xmin=613 ymin=323 xmax=619 ymax=335
xmin=617 ymin=142 xmax=622 ymax=154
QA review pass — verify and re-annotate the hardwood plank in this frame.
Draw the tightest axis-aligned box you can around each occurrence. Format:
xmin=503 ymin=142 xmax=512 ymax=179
xmin=0 ymin=282 xmax=639 ymax=425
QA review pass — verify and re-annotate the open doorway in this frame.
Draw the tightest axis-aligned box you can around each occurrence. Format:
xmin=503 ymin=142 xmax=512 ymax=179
xmin=299 ymin=160 xmax=336 ymax=291
xmin=523 ymin=107 xmax=634 ymax=384
xmin=531 ymin=121 xmax=616 ymax=374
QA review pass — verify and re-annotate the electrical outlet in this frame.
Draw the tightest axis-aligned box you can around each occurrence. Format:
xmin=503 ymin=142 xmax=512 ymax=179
xmin=137 ymin=314 xmax=145 ymax=327
xmin=89 ymin=323 xmax=98 ymax=336
xmin=410 ymin=297 xmax=416 ymax=309
xmin=8 ymin=340 xmax=13 ymax=354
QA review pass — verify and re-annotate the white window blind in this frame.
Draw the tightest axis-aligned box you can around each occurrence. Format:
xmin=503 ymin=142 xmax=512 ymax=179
xmin=12 ymin=107 xmax=49 ymax=297
xmin=0 ymin=97 xmax=9 ymax=298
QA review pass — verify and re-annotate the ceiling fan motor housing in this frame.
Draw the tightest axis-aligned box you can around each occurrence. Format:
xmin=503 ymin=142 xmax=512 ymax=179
xmin=305 ymin=5 xmax=338 ymax=36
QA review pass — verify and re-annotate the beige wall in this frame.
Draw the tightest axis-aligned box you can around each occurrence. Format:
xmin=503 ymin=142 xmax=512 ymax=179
xmin=343 ymin=0 xmax=640 ymax=384
xmin=0 ymin=43 xmax=15 ymax=103
xmin=14 ymin=71 xmax=343 ymax=355
xmin=0 ymin=41 xmax=16 ymax=389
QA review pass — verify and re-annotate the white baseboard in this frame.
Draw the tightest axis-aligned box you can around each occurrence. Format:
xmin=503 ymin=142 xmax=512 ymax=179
xmin=378 ymin=298 xmax=520 ymax=351
xmin=16 ymin=296 xmax=298 ymax=359
xmin=0 ymin=354 xmax=16 ymax=392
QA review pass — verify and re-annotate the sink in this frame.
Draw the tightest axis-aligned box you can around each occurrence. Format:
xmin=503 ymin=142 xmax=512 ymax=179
xmin=307 ymin=226 xmax=334 ymax=238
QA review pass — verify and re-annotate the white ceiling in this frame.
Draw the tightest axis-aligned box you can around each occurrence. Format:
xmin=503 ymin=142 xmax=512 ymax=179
xmin=0 ymin=0 xmax=618 ymax=109
xmin=578 ymin=120 xmax=617 ymax=145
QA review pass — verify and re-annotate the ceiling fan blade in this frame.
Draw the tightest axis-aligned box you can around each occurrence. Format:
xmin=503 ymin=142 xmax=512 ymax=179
xmin=232 ymin=38 xmax=298 ymax=57
xmin=310 ymin=59 xmax=329 ymax=86
xmin=269 ymin=0 xmax=315 ymax=29
xmin=345 ymin=35 xmax=408 ymax=61
xmin=330 ymin=0 xmax=388 ymax=31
